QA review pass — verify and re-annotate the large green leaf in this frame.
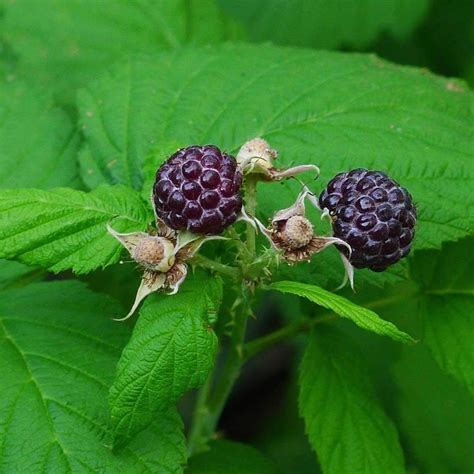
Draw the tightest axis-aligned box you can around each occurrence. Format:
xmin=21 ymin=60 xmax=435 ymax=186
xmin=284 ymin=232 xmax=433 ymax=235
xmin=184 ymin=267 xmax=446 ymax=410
xmin=77 ymin=45 xmax=474 ymax=289
xmin=0 ymin=79 xmax=80 ymax=189
xmin=269 ymin=280 xmax=414 ymax=343
xmin=2 ymin=0 xmax=243 ymax=101
xmin=0 ymin=79 xmax=82 ymax=285
xmin=411 ymin=238 xmax=474 ymax=396
xmin=0 ymin=185 xmax=151 ymax=274
xmin=299 ymin=327 xmax=405 ymax=473
xmin=109 ymin=274 xmax=222 ymax=445
xmin=393 ymin=345 xmax=474 ymax=473
xmin=220 ymin=0 xmax=428 ymax=49
xmin=0 ymin=281 xmax=186 ymax=473
xmin=187 ymin=440 xmax=279 ymax=474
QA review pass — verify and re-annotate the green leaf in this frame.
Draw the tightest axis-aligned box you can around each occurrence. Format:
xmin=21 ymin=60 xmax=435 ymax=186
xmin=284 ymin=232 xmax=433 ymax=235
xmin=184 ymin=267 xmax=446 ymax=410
xmin=0 ymin=281 xmax=186 ymax=473
xmin=109 ymin=274 xmax=222 ymax=445
xmin=0 ymin=79 xmax=80 ymax=189
xmin=269 ymin=280 xmax=414 ymax=343
xmin=0 ymin=185 xmax=151 ymax=274
xmin=411 ymin=238 xmax=474 ymax=396
xmin=299 ymin=327 xmax=405 ymax=474
xmin=393 ymin=345 xmax=474 ymax=473
xmin=220 ymin=0 xmax=429 ymax=49
xmin=422 ymin=296 xmax=474 ymax=395
xmin=0 ymin=79 xmax=81 ymax=287
xmin=2 ymin=0 xmax=243 ymax=102
xmin=187 ymin=440 xmax=279 ymax=474
xmin=78 ymin=45 xmax=474 ymax=271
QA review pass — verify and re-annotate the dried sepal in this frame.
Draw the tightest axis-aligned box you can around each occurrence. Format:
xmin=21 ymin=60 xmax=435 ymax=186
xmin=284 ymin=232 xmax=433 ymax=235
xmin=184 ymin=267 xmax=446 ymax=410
xmin=236 ymin=137 xmax=278 ymax=174
xmin=336 ymin=252 xmax=355 ymax=291
xmin=108 ymin=216 xmax=226 ymax=319
xmin=268 ymin=164 xmax=320 ymax=181
xmin=177 ymin=235 xmax=228 ymax=261
xmin=251 ymin=189 xmax=354 ymax=289
xmin=107 ymin=224 xmax=149 ymax=254
xmin=165 ymin=262 xmax=188 ymax=295
xmin=155 ymin=216 xmax=177 ymax=240
xmin=113 ymin=271 xmax=166 ymax=321
xmin=236 ymin=205 xmax=258 ymax=230
xmin=236 ymin=137 xmax=319 ymax=181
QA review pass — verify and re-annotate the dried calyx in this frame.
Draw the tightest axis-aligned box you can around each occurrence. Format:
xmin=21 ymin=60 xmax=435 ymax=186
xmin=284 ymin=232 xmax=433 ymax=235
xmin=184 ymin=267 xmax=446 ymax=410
xmin=107 ymin=219 xmax=223 ymax=320
xmin=253 ymin=188 xmax=355 ymax=287
xmin=236 ymin=137 xmax=320 ymax=181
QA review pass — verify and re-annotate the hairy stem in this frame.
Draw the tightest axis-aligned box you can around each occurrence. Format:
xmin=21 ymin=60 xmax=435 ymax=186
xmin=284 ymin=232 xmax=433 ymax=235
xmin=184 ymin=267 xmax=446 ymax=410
xmin=191 ymin=254 xmax=240 ymax=280
xmin=207 ymin=285 xmax=251 ymax=423
xmin=187 ymin=175 xmax=259 ymax=455
xmin=244 ymin=175 xmax=258 ymax=261
xmin=186 ymin=372 xmax=213 ymax=455
xmin=244 ymin=314 xmax=336 ymax=360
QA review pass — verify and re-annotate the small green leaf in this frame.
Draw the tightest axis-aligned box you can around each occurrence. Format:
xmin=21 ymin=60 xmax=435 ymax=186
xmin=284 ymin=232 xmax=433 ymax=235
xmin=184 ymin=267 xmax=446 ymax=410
xmin=0 ymin=281 xmax=186 ymax=473
xmin=220 ymin=0 xmax=429 ymax=49
xmin=2 ymin=0 xmax=243 ymax=102
xmin=299 ymin=327 xmax=405 ymax=474
xmin=269 ymin=280 xmax=414 ymax=343
xmin=0 ymin=80 xmax=80 ymax=189
xmin=109 ymin=274 xmax=222 ymax=445
xmin=0 ymin=185 xmax=151 ymax=274
xmin=187 ymin=440 xmax=279 ymax=474
xmin=411 ymin=238 xmax=474 ymax=396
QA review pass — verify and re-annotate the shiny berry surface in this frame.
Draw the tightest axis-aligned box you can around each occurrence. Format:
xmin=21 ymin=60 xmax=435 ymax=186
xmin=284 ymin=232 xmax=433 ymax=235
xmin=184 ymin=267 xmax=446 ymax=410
xmin=319 ymin=169 xmax=416 ymax=271
xmin=153 ymin=145 xmax=243 ymax=234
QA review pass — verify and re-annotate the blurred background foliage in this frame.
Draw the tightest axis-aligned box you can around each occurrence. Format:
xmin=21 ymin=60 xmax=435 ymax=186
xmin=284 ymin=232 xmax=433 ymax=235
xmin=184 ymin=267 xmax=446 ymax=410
xmin=0 ymin=1 xmax=472 ymax=473
xmin=0 ymin=0 xmax=472 ymax=102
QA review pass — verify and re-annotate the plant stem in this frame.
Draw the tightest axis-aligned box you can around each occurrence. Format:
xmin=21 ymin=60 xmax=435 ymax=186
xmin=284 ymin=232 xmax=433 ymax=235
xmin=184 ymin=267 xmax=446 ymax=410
xmin=227 ymin=226 xmax=250 ymax=258
xmin=190 ymin=254 xmax=240 ymax=280
xmin=186 ymin=372 xmax=213 ymax=456
xmin=187 ymin=175 xmax=259 ymax=455
xmin=244 ymin=288 xmax=422 ymax=360
xmin=188 ymin=172 xmax=257 ymax=456
xmin=244 ymin=175 xmax=258 ymax=261
xmin=206 ymin=285 xmax=251 ymax=426
xmin=244 ymin=313 xmax=336 ymax=360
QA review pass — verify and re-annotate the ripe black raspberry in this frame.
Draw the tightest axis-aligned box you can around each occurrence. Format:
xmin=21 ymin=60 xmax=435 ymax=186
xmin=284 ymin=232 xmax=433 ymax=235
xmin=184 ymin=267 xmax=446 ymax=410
xmin=153 ymin=145 xmax=243 ymax=235
xmin=319 ymin=169 xmax=416 ymax=272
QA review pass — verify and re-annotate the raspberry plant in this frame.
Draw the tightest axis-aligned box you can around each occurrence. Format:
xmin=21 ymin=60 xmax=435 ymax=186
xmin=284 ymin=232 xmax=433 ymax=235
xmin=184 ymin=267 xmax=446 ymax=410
xmin=0 ymin=2 xmax=473 ymax=473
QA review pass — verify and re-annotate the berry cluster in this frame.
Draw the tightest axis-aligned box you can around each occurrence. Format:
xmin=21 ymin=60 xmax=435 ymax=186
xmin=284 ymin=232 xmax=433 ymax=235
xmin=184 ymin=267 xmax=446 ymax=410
xmin=153 ymin=145 xmax=243 ymax=235
xmin=319 ymin=169 xmax=416 ymax=271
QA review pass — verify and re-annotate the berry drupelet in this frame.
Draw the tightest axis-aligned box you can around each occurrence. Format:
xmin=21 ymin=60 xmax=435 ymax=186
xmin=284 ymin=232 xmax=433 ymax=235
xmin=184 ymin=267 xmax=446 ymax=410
xmin=319 ymin=169 xmax=416 ymax=272
xmin=153 ymin=145 xmax=243 ymax=235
